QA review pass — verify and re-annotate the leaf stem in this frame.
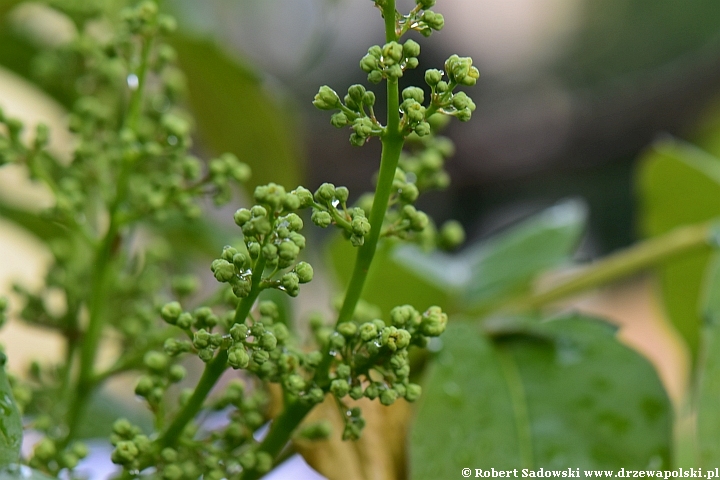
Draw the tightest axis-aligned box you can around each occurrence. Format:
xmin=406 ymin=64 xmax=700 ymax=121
xmin=510 ymin=222 xmax=714 ymax=311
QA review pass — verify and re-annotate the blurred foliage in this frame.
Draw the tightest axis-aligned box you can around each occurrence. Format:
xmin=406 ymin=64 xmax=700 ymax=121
xmin=411 ymin=316 xmax=671 ymax=476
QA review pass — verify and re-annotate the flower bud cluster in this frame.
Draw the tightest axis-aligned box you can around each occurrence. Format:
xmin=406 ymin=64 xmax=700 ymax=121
xmin=134 ymin=350 xmax=186 ymax=408
xmin=359 ymin=40 xmax=421 ymax=83
xmin=227 ymin=183 xmax=314 ymax=298
xmin=29 ymin=437 xmax=89 ymax=475
xmin=313 ymin=84 xmax=383 ymax=146
xmin=399 ymin=133 xmax=454 ymax=192
xmin=110 ymin=419 xmax=153 ymax=471
xmin=323 ymin=304 xmax=447 ymax=439
xmin=425 ymin=55 xmax=479 ymax=122
xmin=308 ymin=183 xmax=371 ymax=247
xmin=395 ymin=0 xmax=445 ymax=38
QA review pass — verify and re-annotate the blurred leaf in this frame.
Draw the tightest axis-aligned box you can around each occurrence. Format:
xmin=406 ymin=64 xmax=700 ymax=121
xmin=696 ymin=253 xmax=720 ymax=467
xmin=329 ymin=237 xmax=449 ymax=317
xmin=636 ymin=139 xmax=720 ymax=359
xmin=394 ymin=199 xmax=587 ymax=309
xmin=410 ymin=315 xmax=671 ymax=478
xmin=173 ymin=35 xmax=302 ymax=190
xmin=0 ymin=356 xmax=22 ymax=466
xmin=294 ymin=395 xmax=411 ymax=480
xmin=0 ymin=466 xmax=53 ymax=480
xmin=0 ymin=201 xmax=66 ymax=242
xmin=73 ymin=390 xmax=152 ymax=439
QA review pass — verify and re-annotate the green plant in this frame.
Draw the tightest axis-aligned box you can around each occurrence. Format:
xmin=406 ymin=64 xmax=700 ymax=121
xmin=0 ymin=0 xmax=474 ymax=478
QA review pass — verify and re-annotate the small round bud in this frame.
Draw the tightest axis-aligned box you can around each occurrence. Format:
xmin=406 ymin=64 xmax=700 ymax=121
xmin=399 ymin=183 xmax=419 ymax=203
xmin=439 ymin=220 xmax=465 ymax=250
xmin=281 ymin=272 xmax=300 ymax=297
xmin=380 ymin=388 xmax=398 ymax=406
xmin=311 ymin=210 xmax=333 ymax=228
xmin=382 ymin=41 xmax=404 ymax=64
xmin=337 ymin=321 xmax=358 ymax=338
xmin=135 ymin=376 xmax=154 ymax=397
xmin=336 ymin=364 xmax=351 ymax=378
xmin=293 ymin=186 xmax=314 ymax=207
xmin=259 ymin=332 xmax=278 ymax=351
xmin=228 ymin=347 xmax=250 ymax=369
xmin=330 ymin=379 xmax=350 ymax=398
xmin=143 ymin=351 xmax=169 ymax=372
xmin=402 ymin=86 xmax=425 ymax=104
xmin=315 ymin=183 xmax=336 ymax=203
xmin=403 ymin=39 xmax=421 ymax=58
xmin=313 ymin=86 xmax=341 ymax=110
xmin=295 ymin=262 xmax=314 ymax=283
xmin=421 ymin=306 xmax=448 ymax=336
xmin=168 ymin=365 xmax=186 ymax=382
xmin=359 ymin=322 xmax=378 ymax=341
xmin=330 ymin=112 xmax=349 ymax=128
xmin=234 ymin=208 xmax=252 ymax=226
xmin=406 ymin=383 xmax=422 ymax=402
xmin=211 ymin=259 xmax=236 ymax=283
xmin=368 ymin=70 xmax=383 ymax=84
xmin=363 ymin=91 xmax=376 ymax=106
xmin=161 ymin=302 xmax=182 ymax=324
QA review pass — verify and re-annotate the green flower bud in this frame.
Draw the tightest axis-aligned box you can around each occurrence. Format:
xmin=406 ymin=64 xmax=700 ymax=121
xmin=386 ymin=64 xmax=403 ymax=79
xmin=234 ymin=208 xmax=252 ymax=226
xmin=285 ymin=374 xmax=306 ymax=392
xmin=232 ymin=277 xmax=252 ymax=298
xmin=222 ymin=246 xmax=238 ymax=261
xmin=239 ymin=451 xmax=256 ymax=470
xmin=281 ymin=272 xmax=300 ymax=297
xmin=311 ymin=210 xmax=333 ymax=228
xmin=256 ymin=452 xmax=273 ymax=474
xmin=161 ymin=302 xmax=182 ymax=324
xmin=144 ymin=351 xmax=169 ymax=372
xmin=390 ymin=305 xmax=421 ymax=327
xmin=328 ymin=331 xmax=346 ymax=349
xmin=439 ymin=220 xmax=465 ymax=250
xmin=163 ymin=464 xmax=183 ymax=480
xmin=382 ymin=41 xmax=404 ymax=64
xmin=33 ymin=438 xmax=56 ymax=460
xmin=362 ymin=91 xmax=376 ymax=106
xmin=334 ymin=186 xmax=350 ymax=204
xmin=330 ymin=379 xmax=350 ymax=398
xmin=380 ymin=388 xmax=398 ymax=406
xmin=359 ymin=322 xmax=378 ymax=341
xmin=259 ymin=332 xmax=277 ymax=351
xmin=304 ymin=351 xmax=323 ymax=368
xmin=295 ymin=261 xmax=314 ymax=283
xmin=421 ymin=306 xmax=448 ymax=336
xmin=278 ymin=241 xmax=300 ymax=261
xmin=228 ymin=346 xmax=250 ymax=369
xmin=252 ymin=349 xmax=270 ymax=364
xmin=351 ymin=216 xmax=371 ymax=237
xmin=298 ymin=420 xmax=332 ymax=440
xmin=193 ymin=329 xmax=211 ymax=348
xmin=417 ymin=0 xmax=436 ymax=7
xmin=230 ymin=323 xmax=248 ymax=342
xmin=364 ymin=384 xmax=379 ymax=400
xmin=368 ymin=70 xmax=383 ymax=84
xmin=337 ymin=321 xmax=358 ymax=338
xmin=262 ymin=243 xmax=278 ymax=261
xmin=71 ymin=442 xmax=89 ymax=459
xmin=336 ymin=364 xmax=351 ymax=378
xmin=399 ymin=183 xmax=419 ymax=203
xmin=348 ymin=84 xmax=366 ymax=105
xmin=247 ymin=242 xmax=261 ymax=258
xmin=403 ymin=39 xmax=421 ymax=58
xmin=284 ymin=192 xmax=301 ymax=210
xmin=406 ymin=383 xmax=422 ymax=401
xmin=211 ymin=259 xmax=236 ymax=283
xmin=254 ymin=183 xmax=287 ymax=210
xmin=292 ymin=186 xmax=314 ymax=207
xmin=406 ymin=57 xmax=419 ymax=69
xmin=368 ymin=45 xmax=382 ymax=57
xmin=360 ymin=54 xmax=379 ymax=73
xmin=414 ymin=121 xmax=431 ymax=136
xmin=135 ymin=375 xmax=154 ymax=397
xmin=349 ymin=386 xmax=364 ymax=400
xmin=168 ymin=365 xmax=186 ymax=382
xmin=422 ymin=10 xmax=444 ymax=30
xmin=402 ymin=86 xmax=425 ymax=104
xmin=313 ymin=86 xmax=341 ymax=110
xmin=330 ymin=112 xmax=349 ymax=128
xmin=436 ymin=80 xmax=449 ymax=93
xmin=315 ymin=182 xmax=336 ymax=203
xmin=198 ymin=348 xmax=214 ymax=362
xmin=111 ymin=440 xmax=139 ymax=465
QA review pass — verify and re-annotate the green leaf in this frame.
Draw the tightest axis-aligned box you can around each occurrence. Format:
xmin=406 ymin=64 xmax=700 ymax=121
xmin=172 ymin=35 xmax=302 ymax=190
xmin=0 ymin=466 xmax=54 ymax=480
xmin=696 ymin=253 xmax=720 ymax=467
xmin=636 ymin=138 xmax=720 ymax=359
xmin=0 ymin=201 xmax=66 ymax=242
xmin=410 ymin=315 xmax=671 ymax=478
xmin=394 ymin=199 xmax=587 ymax=308
xmin=0 ymin=354 xmax=22 ymax=466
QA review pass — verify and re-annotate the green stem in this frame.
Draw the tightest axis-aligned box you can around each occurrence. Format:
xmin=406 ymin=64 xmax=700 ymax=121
xmin=63 ymin=33 xmax=154 ymax=444
xmin=506 ymin=221 xmax=714 ymax=312
xmin=157 ymin=257 xmax=266 ymax=448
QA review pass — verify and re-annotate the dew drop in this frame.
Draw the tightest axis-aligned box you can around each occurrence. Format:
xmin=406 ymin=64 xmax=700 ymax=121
xmin=127 ymin=73 xmax=139 ymax=90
